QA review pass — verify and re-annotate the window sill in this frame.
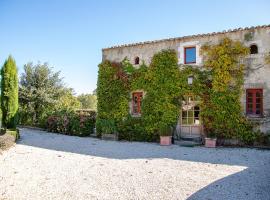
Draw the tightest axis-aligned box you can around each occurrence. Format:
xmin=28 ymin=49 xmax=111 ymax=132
xmin=131 ymin=114 xmax=141 ymax=118
xmin=246 ymin=114 xmax=264 ymax=119
xmin=184 ymin=62 xmax=196 ymax=65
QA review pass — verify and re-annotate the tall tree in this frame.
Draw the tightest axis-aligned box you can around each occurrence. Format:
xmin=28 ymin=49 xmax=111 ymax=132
xmin=19 ymin=62 xmax=64 ymax=125
xmin=55 ymin=88 xmax=81 ymax=111
xmin=77 ymin=94 xmax=97 ymax=110
xmin=1 ymin=56 xmax=19 ymax=128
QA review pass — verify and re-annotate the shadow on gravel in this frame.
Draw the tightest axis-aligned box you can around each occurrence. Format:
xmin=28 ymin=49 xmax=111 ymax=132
xmin=187 ymin=167 xmax=270 ymax=200
xmin=17 ymin=128 xmax=270 ymax=200
xmin=17 ymin=128 xmax=269 ymax=164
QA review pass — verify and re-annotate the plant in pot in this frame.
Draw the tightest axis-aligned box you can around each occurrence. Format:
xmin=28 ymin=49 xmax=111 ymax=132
xmin=159 ymin=125 xmax=172 ymax=146
xmin=205 ymin=131 xmax=217 ymax=148
xmin=97 ymin=119 xmax=118 ymax=140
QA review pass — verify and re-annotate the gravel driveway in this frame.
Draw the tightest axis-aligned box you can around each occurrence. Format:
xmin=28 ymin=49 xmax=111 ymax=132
xmin=0 ymin=128 xmax=269 ymax=200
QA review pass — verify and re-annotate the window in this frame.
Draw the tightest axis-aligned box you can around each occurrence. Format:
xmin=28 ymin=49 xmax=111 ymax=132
xmin=181 ymin=95 xmax=200 ymax=125
xmin=132 ymin=92 xmax=143 ymax=115
xmin=184 ymin=47 xmax=196 ymax=64
xmin=246 ymin=89 xmax=263 ymax=116
xmin=250 ymin=44 xmax=258 ymax=54
xmin=135 ymin=57 xmax=140 ymax=65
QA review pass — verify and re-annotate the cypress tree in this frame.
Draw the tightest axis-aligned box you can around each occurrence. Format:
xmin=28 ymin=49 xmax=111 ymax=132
xmin=1 ymin=55 xmax=19 ymax=128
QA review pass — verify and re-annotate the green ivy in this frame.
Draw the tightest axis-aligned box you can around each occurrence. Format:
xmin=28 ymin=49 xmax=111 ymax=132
xmin=141 ymin=50 xmax=181 ymax=133
xmin=96 ymin=61 xmax=130 ymax=137
xmin=97 ymin=50 xmax=182 ymax=139
xmin=201 ymin=38 xmax=255 ymax=143
xmin=97 ymin=40 xmax=258 ymax=144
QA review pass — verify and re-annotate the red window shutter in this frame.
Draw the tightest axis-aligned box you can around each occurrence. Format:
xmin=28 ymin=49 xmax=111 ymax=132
xmin=132 ymin=92 xmax=143 ymax=114
xmin=246 ymin=89 xmax=263 ymax=116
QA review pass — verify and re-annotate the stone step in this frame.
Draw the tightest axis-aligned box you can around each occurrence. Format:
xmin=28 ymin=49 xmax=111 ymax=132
xmin=174 ymin=140 xmax=202 ymax=147
xmin=180 ymin=135 xmax=202 ymax=143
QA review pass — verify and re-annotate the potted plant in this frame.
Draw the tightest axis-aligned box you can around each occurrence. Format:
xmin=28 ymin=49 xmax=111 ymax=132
xmin=97 ymin=119 xmax=118 ymax=140
xmin=159 ymin=126 xmax=172 ymax=146
xmin=205 ymin=132 xmax=217 ymax=148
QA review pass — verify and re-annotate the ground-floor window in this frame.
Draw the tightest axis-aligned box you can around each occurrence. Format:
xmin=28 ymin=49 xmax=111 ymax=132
xmin=132 ymin=92 xmax=143 ymax=115
xmin=181 ymin=95 xmax=200 ymax=125
xmin=246 ymin=89 xmax=263 ymax=116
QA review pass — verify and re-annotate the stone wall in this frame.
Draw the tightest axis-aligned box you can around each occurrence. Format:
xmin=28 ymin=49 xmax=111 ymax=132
xmin=102 ymin=26 xmax=270 ymax=133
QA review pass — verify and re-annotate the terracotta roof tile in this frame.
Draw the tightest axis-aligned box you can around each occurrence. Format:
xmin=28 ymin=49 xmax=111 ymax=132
xmin=102 ymin=25 xmax=270 ymax=51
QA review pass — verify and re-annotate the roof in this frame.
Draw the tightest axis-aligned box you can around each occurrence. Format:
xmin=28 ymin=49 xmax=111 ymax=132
xmin=102 ymin=25 xmax=270 ymax=51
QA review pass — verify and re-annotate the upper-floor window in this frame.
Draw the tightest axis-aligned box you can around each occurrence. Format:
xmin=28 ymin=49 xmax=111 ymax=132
xmin=246 ymin=89 xmax=263 ymax=116
xmin=135 ymin=57 xmax=140 ymax=65
xmin=250 ymin=44 xmax=258 ymax=54
xmin=184 ymin=47 xmax=196 ymax=64
xmin=132 ymin=92 xmax=143 ymax=115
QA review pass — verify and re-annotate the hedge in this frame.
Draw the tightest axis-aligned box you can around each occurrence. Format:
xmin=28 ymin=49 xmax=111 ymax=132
xmin=47 ymin=109 xmax=96 ymax=137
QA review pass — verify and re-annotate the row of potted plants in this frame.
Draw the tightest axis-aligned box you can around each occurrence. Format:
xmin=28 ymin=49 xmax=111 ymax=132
xmin=96 ymin=119 xmax=217 ymax=147
xmin=158 ymin=125 xmax=217 ymax=147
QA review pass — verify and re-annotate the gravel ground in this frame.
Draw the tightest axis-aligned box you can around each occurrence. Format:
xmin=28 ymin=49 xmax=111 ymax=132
xmin=0 ymin=128 xmax=269 ymax=200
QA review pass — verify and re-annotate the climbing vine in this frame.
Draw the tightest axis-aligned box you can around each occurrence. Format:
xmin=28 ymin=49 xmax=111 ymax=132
xmin=96 ymin=61 xmax=129 ymax=136
xmin=201 ymin=38 xmax=255 ymax=143
xmin=140 ymin=50 xmax=181 ymax=134
xmin=97 ymin=39 xmax=258 ymax=144
xmin=97 ymin=50 xmax=182 ymax=140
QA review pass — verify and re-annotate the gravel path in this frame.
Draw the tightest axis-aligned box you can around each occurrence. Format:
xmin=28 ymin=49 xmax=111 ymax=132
xmin=0 ymin=128 xmax=269 ymax=200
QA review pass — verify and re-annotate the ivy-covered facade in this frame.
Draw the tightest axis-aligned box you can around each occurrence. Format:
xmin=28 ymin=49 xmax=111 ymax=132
xmin=98 ymin=25 xmax=270 ymax=143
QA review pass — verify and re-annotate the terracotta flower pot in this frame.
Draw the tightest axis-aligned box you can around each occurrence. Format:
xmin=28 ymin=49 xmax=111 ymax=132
xmin=102 ymin=133 xmax=118 ymax=141
xmin=205 ymin=138 xmax=217 ymax=148
xmin=160 ymin=136 xmax=172 ymax=146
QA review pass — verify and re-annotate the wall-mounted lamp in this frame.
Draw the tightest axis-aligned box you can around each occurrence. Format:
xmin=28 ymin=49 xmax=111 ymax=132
xmin=188 ymin=76 xmax=193 ymax=85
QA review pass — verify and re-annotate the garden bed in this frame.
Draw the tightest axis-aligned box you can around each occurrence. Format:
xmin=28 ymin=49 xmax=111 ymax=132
xmin=0 ymin=129 xmax=20 ymax=152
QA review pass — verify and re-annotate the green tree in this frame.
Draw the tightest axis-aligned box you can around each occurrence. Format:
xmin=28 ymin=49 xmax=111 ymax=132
xmin=56 ymin=88 xmax=81 ymax=111
xmin=19 ymin=62 xmax=64 ymax=126
xmin=1 ymin=56 xmax=19 ymax=128
xmin=77 ymin=93 xmax=97 ymax=110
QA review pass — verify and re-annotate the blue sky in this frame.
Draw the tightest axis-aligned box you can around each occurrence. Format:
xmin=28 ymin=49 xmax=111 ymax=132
xmin=0 ymin=0 xmax=269 ymax=94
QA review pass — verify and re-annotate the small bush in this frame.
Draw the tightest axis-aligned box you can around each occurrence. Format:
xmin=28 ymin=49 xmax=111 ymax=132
xmin=46 ymin=109 xmax=96 ymax=137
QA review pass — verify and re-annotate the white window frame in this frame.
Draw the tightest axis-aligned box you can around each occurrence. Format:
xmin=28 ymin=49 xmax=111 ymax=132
xmin=178 ymin=41 xmax=202 ymax=65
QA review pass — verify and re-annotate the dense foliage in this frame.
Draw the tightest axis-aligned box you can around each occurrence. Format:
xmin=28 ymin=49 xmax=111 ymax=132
xmin=1 ymin=56 xmax=19 ymax=128
xmin=97 ymin=39 xmax=261 ymax=144
xmin=77 ymin=94 xmax=97 ymax=110
xmin=201 ymin=38 xmax=255 ymax=143
xmin=95 ymin=119 xmax=117 ymax=135
xmin=141 ymin=50 xmax=181 ymax=133
xmin=18 ymin=62 xmax=95 ymax=137
xmin=47 ymin=109 xmax=96 ymax=136
xmin=55 ymin=88 xmax=81 ymax=111
xmin=19 ymin=62 xmax=65 ymax=126
xmin=96 ymin=61 xmax=130 ymax=136
xmin=97 ymin=50 xmax=182 ymax=140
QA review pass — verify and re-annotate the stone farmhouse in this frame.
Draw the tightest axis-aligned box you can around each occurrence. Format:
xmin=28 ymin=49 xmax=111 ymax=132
xmin=101 ymin=25 xmax=270 ymax=139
